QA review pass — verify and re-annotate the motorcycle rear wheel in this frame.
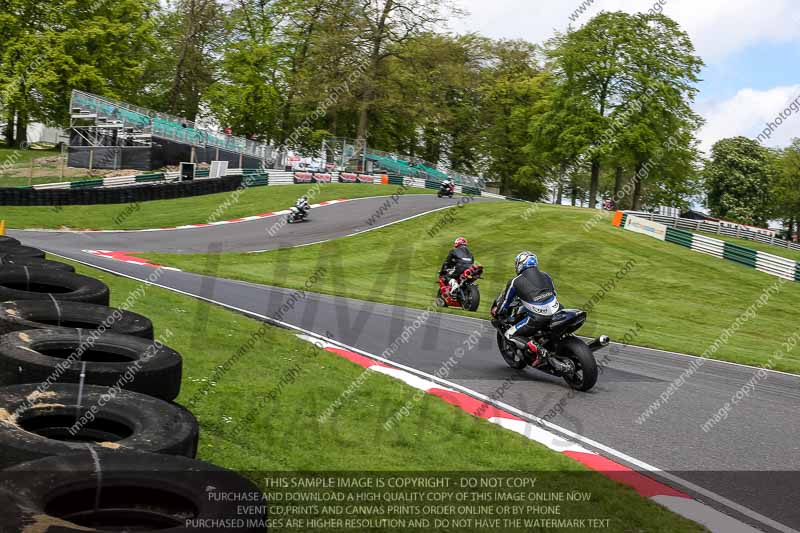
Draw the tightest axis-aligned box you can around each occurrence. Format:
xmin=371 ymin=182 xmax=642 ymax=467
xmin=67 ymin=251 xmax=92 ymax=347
xmin=435 ymin=288 xmax=447 ymax=307
xmin=558 ymin=337 xmax=598 ymax=392
xmin=496 ymin=332 xmax=528 ymax=370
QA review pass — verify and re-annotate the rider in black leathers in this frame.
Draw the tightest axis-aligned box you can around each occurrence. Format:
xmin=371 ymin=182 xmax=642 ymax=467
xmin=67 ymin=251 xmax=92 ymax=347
xmin=440 ymin=237 xmax=474 ymax=293
xmin=493 ymin=251 xmax=561 ymax=343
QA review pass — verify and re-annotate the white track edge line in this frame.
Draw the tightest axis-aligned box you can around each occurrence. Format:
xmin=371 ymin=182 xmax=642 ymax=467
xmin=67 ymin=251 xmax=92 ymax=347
xmin=246 ymin=205 xmax=457 ymax=253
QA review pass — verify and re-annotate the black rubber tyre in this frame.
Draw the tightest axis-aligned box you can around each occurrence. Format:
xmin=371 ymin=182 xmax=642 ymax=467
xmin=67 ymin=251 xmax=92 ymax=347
xmin=497 ymin=331 xmax=528 ymax=370
xmin=435 ymin=287 xmax=447 ymax=307
xmin=0 ymin=383 xmax=198 ymax=468
xmin=0 ymin=329 xmax=182 ymax=401
xmin=0 ymin=236 xmax=20 ymax=246
xmin=558 ymin=336 xmax=598 ymax=392
xmin=0 ymin=450 xmax=267 ymax=532
xmin=0 ymin=266 xmax=110 ymax=305
xmin=0 ymin=244 xmax=45 ymax=259
xmin=0 ymin=254 xmax=75 ymax=272
xmin=0 ymin=300 xmax=153 ymax=339
xmin=465 ymin=284 xmax=480 ymax=312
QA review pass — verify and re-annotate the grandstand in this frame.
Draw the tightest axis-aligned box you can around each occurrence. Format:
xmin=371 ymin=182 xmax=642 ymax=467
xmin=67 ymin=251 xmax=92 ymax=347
xmin=68 ymin=90 xmax=277 ymax=171
xmin=66 ymin=92 xmax=485 ymax=188
xmin=322 ymin=136 xmax=484 ymax=188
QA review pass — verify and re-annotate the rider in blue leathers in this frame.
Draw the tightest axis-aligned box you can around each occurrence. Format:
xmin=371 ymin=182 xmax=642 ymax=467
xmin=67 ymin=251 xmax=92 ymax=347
xmin=493 ymin=251 xmax=561 ymax=343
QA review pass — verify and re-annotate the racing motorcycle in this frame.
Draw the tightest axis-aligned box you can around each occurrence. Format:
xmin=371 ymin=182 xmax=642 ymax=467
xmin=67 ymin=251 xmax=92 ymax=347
xmin=438 ymin=181 xmax=455 ymax=198
xmin=287 ymin=205 xmax=309 ymax=224
xmin=490 ymin=299 xmax=608 ymax=391
xmin=436 ymin=264 xmax=483 ymax=312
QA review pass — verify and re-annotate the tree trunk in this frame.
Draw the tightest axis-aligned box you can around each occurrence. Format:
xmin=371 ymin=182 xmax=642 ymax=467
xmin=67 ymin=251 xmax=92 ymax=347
xmin=570 ymin=182 xmax=577 ymax=206
xmin=3 ymin=109 xmax=14 ymax=147
xmin=279 ymin=7 xmax=321 ymax=145
xmin=356 ymin=0 xmax=393 ymax=140
xmin=614 ymin=166 xmax=623 ymax=197
xmin=15 ymin=112 xmax=27 ymax=148
xmin=556 ymin=180 xmax=563 ymax=205
xmin=632 ymin=162 xmax=644 ymax=210
xmin=589 ymin=159 xmax=600 ymax=208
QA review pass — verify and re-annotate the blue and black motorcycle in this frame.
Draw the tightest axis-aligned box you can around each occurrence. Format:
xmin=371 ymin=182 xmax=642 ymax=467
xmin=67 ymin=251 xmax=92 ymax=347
xmin=490 ymin=298 xmax=608 ymax=391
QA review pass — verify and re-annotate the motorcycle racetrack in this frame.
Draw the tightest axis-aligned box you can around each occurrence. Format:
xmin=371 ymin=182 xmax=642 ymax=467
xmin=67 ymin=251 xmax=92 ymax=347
xmin=12 ymin=193 xmax=800 ymax=533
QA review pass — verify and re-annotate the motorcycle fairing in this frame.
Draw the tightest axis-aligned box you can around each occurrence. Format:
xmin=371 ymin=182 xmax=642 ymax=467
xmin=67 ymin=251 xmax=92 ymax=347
xmin=521 ymin=295 xmax=561 ymax=316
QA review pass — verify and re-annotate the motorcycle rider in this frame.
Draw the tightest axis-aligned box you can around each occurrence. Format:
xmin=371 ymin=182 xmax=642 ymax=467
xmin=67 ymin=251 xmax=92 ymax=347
xmin=295 ymin=195 xmax=311 ymax=215
xmin=440 ymin=178 xmax=455 ymax=196
xmin=440 ymin=237 xmax=474 ymax=294
xmin=492 ymin=251 xmax=561 ymax=345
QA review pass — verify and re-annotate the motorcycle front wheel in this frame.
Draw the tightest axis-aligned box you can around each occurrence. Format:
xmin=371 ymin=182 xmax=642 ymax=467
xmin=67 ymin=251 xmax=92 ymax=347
xmin=496 ymin=331 xmax=527 ymax=370
xmin=464 ymin=284 xmax=480 ymax=312
xmin=558 ymin=337 xmax=598 ymax=392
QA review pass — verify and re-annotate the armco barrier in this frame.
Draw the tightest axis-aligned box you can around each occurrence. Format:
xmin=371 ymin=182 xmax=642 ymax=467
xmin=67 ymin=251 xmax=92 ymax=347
xmin=619 ymin=214 xmax=800 ymax=282
xmin=70 ymin=179 xmax=104 ymax=189
xmin=338 ymin=172 xmax=382 ymax=184
xmin=0 ymin=175 xmax=245 ymax=206
xmin=4 ymin=168 xmax=496 ymax=206
xmin=626 ymin=210 xmax=800 ymax=253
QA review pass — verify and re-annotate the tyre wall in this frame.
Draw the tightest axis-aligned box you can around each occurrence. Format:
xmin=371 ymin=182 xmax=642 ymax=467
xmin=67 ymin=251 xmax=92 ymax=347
xmin=0 ymin=175 xmax=245 ymax=206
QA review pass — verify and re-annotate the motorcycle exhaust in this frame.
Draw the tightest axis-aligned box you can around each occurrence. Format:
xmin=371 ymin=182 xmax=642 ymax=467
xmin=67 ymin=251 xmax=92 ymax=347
xmin=588 ymin=335 xmax=610 ymax=352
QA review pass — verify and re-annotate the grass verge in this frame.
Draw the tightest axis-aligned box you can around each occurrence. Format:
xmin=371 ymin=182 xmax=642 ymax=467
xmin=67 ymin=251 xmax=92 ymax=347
xmin=3 ymin=184 xmax=432 ymax=231
xmin=0 ymin=148 xmax=65 ymax=187
xmin=50 ymin=257 xmax=704 ymax=532
xmin=145 ymin=202 xmax=800 ymax=373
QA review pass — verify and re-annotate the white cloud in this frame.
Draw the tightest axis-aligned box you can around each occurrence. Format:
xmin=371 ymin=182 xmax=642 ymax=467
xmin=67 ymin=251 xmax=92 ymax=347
xmin=697 ymin=85 xmax=800 ymax=153
xmin=453 ymin=0 xmax=800 ymax=62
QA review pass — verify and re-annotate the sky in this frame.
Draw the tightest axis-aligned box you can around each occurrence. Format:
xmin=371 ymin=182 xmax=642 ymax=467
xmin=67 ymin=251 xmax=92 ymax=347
xmin=451 ymin=0 xmax=800 ymax=155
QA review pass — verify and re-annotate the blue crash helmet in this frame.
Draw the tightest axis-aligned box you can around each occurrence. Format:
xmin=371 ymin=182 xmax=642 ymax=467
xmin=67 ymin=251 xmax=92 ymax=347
xmin=514 ymin=251 xmax=538 ymax=274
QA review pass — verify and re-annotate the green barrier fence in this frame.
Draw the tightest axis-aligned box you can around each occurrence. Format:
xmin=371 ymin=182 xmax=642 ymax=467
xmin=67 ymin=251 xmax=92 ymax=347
xmin=723 ymin=242 xmax=758 ymax=268
xmin=70 ymin=179 xmax=104 ymax=189
xmin=135 ymin=173 xmax=165 ymax=183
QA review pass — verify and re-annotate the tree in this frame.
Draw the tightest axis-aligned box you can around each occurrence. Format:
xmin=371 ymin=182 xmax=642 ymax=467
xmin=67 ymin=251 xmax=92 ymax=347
xmin=480 ymin=39 xmax=549 ymax=198
xmin=704 ymin=136 xmax=775 ymax=226
xmin=153 ymin=0 xmax=226 ymax=120
xmin=0 ymin=0 xmax=160 ymax=146
xmin=0 ymin=0 xmax=59 ymax=146
xmin=771 ymin=139 xmax=800 ymax=237
xmin=350 ymin=0 xmax=457 ymax=140
xmin=538 ymin=11 xmax=703 ymax=208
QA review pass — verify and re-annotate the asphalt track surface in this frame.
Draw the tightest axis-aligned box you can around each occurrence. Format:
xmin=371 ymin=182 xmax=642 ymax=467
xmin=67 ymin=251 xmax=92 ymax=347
xmin=17 ymin=194 xmax=487 ymax=254
xmin=12 ymin=194 xmax=800 ymax=533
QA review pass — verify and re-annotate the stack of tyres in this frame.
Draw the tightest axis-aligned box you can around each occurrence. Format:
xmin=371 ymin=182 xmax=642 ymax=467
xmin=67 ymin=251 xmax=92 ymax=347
xmin=0 ymin=265 xmax=110 ymax=305
xmin=0 ymin=237 xmax=268 ymax=531
xmin=0 ymin=451 xmax=267 ymax=532
xmin=0 ymin=243 xmax=45 ymax=259
xmin=0 ymin=254 xmax=75 ymax=271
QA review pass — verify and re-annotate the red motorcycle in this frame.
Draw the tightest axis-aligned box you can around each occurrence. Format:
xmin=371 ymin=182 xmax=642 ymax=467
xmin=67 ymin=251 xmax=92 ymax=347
xmin=436 ymin=264 xmax=483 ymax=312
